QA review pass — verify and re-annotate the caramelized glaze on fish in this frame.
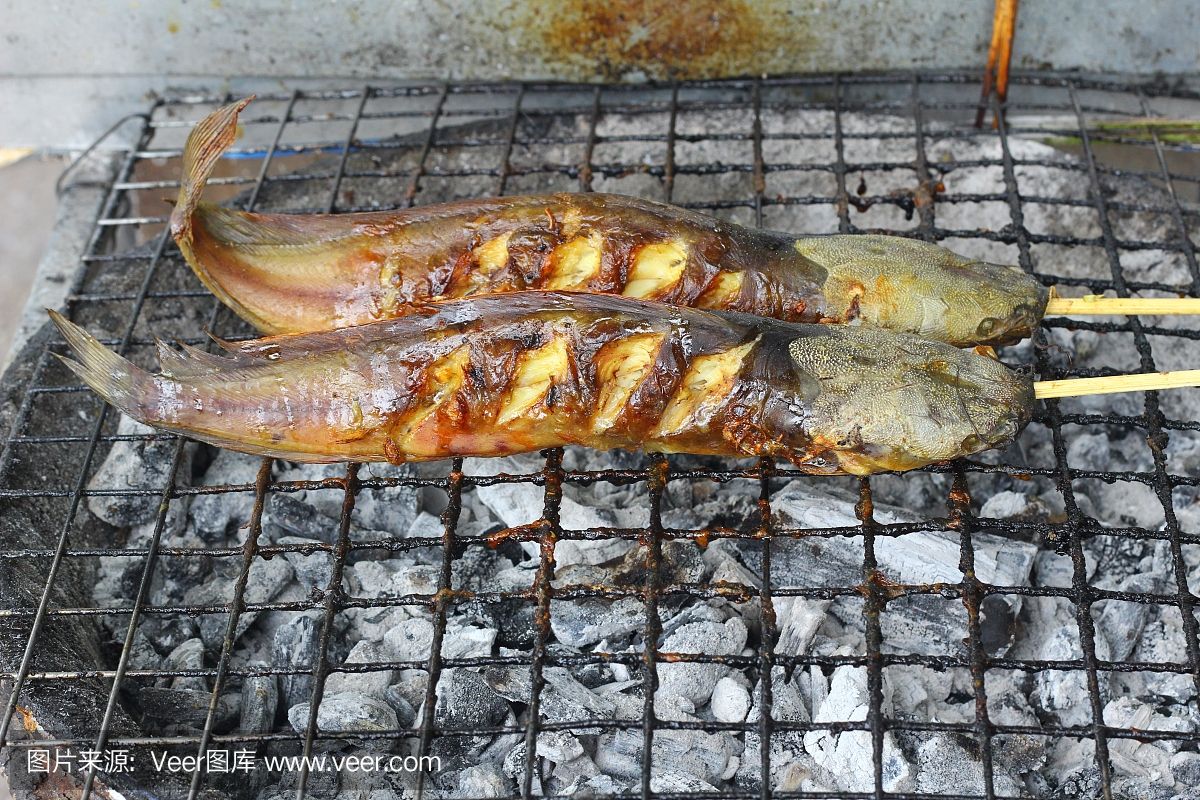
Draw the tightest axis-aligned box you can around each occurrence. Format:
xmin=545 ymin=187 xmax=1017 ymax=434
xmin=171 ymin=99 xmax=1047 ymax=346
xmin=49 ymin=292 xmax=1033 ymax=475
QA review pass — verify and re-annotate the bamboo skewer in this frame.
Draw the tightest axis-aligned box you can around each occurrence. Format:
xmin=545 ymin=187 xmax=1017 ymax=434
xmin=1034 ymin=369 xmax=1200 ymax=399
xmin=1045 ymin=294 xmax=1200 ymax=316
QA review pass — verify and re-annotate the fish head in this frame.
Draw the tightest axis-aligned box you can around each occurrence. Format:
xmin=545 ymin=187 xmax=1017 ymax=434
xmin=796 ymin=235 xmax=1049 ymax=347
xmin=770 ymin=327 xmax=1033 ymax=474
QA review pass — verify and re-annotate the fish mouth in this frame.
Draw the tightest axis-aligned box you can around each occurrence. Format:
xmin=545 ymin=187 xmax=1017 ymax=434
xmin=976 ymin=302 xmax=1041 ymax=343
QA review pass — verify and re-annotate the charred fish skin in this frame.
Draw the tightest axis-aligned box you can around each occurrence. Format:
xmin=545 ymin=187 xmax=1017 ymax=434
xmin=171 ymin=99 xmax=1048 ymax=347
xmin=48 ymin=292 xmax=1032 ymax=475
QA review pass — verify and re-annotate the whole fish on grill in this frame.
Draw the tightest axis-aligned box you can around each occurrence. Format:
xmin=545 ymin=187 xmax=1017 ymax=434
xmin=48 ymin=292 xmax=1032 ymax=475
xmin=171 ymin=98 xmax=1048 ymax=346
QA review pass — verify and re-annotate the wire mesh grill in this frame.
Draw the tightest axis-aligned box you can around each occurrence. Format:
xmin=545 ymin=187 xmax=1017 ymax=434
xmin=1 ymin=72 xmax=1199 ymax=800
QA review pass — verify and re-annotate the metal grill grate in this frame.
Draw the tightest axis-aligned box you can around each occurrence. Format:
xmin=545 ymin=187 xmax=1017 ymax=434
xmin=1 ymin=72 xmax=1200 ymax=800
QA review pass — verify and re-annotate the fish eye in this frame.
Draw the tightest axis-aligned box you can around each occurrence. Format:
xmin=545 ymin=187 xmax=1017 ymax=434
xmin=960 ymin=434 xmax=983 ymax=452
xmin=976 ymin=318 xmax=998 ymax=336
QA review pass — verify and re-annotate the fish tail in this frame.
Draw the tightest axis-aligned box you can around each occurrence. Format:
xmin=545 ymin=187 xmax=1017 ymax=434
xmin=170 ymin=96 xmax=254 ymax=245
xmin=48 ymin=310 xmax=158 ymax=423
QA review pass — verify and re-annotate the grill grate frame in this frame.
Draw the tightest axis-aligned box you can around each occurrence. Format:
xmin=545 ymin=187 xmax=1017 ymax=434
xmin=0 ymin=72 xmax=1198 ymax=800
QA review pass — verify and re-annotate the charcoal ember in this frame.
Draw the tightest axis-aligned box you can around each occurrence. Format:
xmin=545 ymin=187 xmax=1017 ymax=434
xmin=1051 ymin=767 xmax=1106 ymax=799
xmin=658 ymin=600 xmax=732 ymax=637
xmin=240 ymin=670 xmax=279 ymax=734
xmin=131 ymin=686 xmax=238 ymax=731
xmin=484 ymin=665 xmax=617 ymax=723
xmin=914 ymin=733 xmax=1023 ymax=796
xmin=92 ymin=520 xmax=159 ymax=611
xmin=1135 ymin=618 xmax=1195 ymax=701
xmin=325 ymin=639 xmax=397 ymax=697
xmin=501 ymin=742 xmax=542 ymax=791
xmin=185 ymin=554 xmax=295 ymax=651
xmin=572 ymin=661 xmax=616 ymax=690
xmin=464 ymin=456 xmax=642 ymax=566
xmin=979 ymin=489 xmax=1049 ymax=520
xmin=547 ymin=754 xmax=604 ymax=795
xmin=803 ymin=663 xmax=913 ymax=793
xmin=430 ymin=669 xmax=510 ymax=771
xmin=344 ymin=605 xmax=411 ymax=645
xmin=774 ymin=594 xmax=829 ymax=659
xmin=338 ymin=755 xmax=423 ymax=799
xmin=1104 ymin=696 xmax=1192 ymax=780
xmin=661 ymin=507 xmax=701 ymax=529
xmin=1096 ymin=571 xmax=1164 ymax=662
xmin=263 ymin=493 xmax=339 ymax=543
xmin=535 ymin=730 xmax=585 ymax=763
xmin=1172 ymin=752 xmax=1200 ymax=789
xmin=153 ymin=530 xmax=213 ymax=604
xmin=348 ymin=559 xmax=417 ymax=598
xmin=138 ymin=616 xmax=202 ymax=658
xmin=125 ymin=630 xmax=164 ymax=670
xmin=754 ymin=482 xmax=1036 ymax=657
xmin=287 ymin=691 xmax=399 ymax=736
xmin=446 ymin=538 xmax=517 ymax=610
xmin=613 ymin=539 xmax=707 ymax=591
xmin=710 ymin=675 xmax=751 ymax=722
xmin=383 ymin=668 xmax=432 ymax=717
xmin=190 ymin=449 xmax=262 ymax=542
xmin=453 ymin=763 xmax=511 ymax=798
xmin=887 ymin=664 xmax=955 ymax=720
xmin=405 ymin=509 xmax=445 ymax=540
xmin=1034 ymin=626 xmax=1110 ymax=727
xmin=737 ymin=668 xmax=810 ymax=791
xmin=274 ymin=611 xmax=324 ymax=709
xmin=275 ymin=461 xmax=420 ymax=537
xmin=1070 ymin=434 xmax=1164 ymax=529
xmin=651 ymin=773 xmax=722 ymax=793
xmin=594 ymin=727 xmax=737 ymax=787
xmin=274 ymin=535 xmax=332 ymax=591
xmin=704 ymin=541 xmax=761 ymax=588
xmin=480 ymin=564 xmax=538 ymax=649
xmin=988 ymin=686 xmax=1048 ymax=780
xmin=383 ymin=616 xmax=435 ymax=663
xmin=87 ymin=414 xmax=192 ymax=527
xmin=434 ymin=671 xmax=508 ymax=734
xmin=550 ymin=564 xmax=644 ymax=647
xmin=657 ymin=617 xmax=747 ymax=705
xmin=383 ymin=684 xmax=419 ymax=727
xmin=267 ymin=761 xmax=341 ymax=799
xmin=163 ymin=637 xmax=207 ymax=693
xmin=1108 ymin=776 xmax=1182 ymax=800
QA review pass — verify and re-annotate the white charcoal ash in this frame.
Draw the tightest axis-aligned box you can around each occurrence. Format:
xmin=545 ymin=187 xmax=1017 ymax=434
xmin=656 ymin=617 xmax=748 ymax=706
xmin=802 ymin=656 xmax=914 ymax=793
xmin=464 ymin=454 xmax=646 ymax=567
xmin=189 ymin=448 xmax=262 ymax=542
xmin=239 ymin=666 xmax=279 ymax=736
xmin=741 ymin=480 xmax=1038 ymax=658
xmin=87 ymin=414 xmax=193 ymax=528
xmin=1102 ymin=697 xmax=1191 ymax=787
xmin=275 ymin=460 xmax=422 ymax=539
xmin=287 ymin=691 xmax=399 ymax=740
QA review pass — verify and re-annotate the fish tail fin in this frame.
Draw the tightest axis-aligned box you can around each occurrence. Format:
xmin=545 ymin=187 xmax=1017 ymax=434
xmin=170 ymin=96 xmax=254 ymax=244
xmin=48 ymin=310 xmax=158 ymax=422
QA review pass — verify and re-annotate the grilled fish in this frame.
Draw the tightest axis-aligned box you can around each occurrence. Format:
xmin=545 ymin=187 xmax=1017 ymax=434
xmin=49 ymin=292 xmax=1032 ymax=475
xmin=171 ymin=98 xmax=1047 ymax=347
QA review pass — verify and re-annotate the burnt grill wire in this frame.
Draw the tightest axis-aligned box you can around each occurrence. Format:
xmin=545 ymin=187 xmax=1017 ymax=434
xmin=0 ymin=72 xmax=1196 ymax=800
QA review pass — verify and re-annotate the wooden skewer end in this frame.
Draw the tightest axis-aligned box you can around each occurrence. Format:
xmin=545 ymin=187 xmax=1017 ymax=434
xmin=1034 ymin=369 xmax=1200 ymax=399
xmin=1045 ymin=294 xmax=1200 ymax=316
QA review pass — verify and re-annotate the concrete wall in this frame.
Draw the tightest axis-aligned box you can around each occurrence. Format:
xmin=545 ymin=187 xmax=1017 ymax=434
xmin=2 ymin=0 xmax=1196 ymax=148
